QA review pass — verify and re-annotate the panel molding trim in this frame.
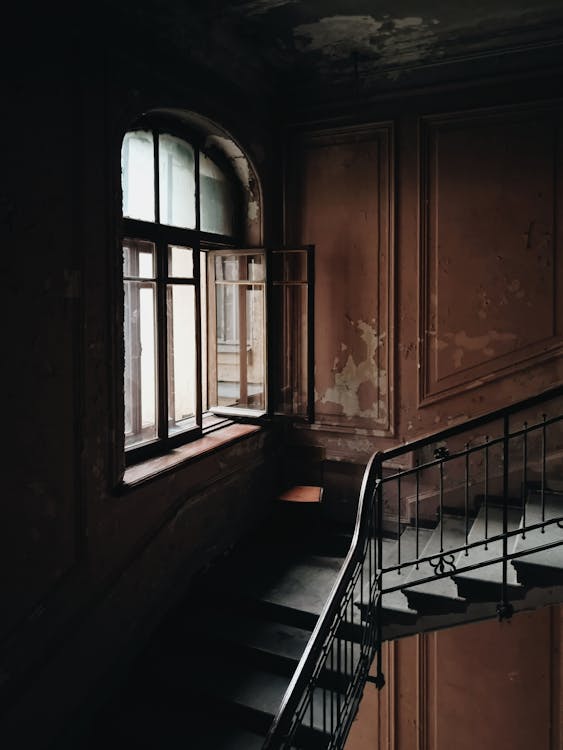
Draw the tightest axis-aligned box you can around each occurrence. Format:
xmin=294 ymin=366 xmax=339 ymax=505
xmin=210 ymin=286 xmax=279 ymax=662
xmin=418 ymin=102 xmax=563 ymax=406
xmin=285 ymin=122 xmax=396 ymax=435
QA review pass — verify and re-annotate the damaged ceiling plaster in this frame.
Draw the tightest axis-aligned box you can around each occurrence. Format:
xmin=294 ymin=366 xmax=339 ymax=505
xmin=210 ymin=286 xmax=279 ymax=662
xmin=120 ymin=0 xmax=563 ymax=107
xmin=219 ymin=0 xmax=563 ymax=101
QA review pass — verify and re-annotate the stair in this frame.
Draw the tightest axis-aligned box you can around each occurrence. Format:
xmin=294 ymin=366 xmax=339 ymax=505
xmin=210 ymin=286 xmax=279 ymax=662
xmin=453 ymin=504 xmax=523 ymax=601
xmin=80 ymin=484 xmax=563 ymax=750
xmin=81 ymin=518 xmax=351 ymax=749
xmin=512 ymin=492 xmax=563 ymax=586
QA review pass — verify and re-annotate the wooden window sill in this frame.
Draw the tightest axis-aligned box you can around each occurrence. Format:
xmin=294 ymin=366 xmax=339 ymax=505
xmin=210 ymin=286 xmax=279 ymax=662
xmin=121 ymin=423 xmax=262 ymax=489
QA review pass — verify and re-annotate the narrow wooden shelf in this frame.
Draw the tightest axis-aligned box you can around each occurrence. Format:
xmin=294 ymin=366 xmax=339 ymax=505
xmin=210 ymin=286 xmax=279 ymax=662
xmin=277 ymin=485 xmax=323 ymax=504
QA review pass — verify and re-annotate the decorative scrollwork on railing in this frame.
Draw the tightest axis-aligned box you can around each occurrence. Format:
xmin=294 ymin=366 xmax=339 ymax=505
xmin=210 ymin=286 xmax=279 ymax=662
xmin=429 ymin=553 xmax=457 ymax=575
xmin=557 ymin=520 xmax=563 ymax=529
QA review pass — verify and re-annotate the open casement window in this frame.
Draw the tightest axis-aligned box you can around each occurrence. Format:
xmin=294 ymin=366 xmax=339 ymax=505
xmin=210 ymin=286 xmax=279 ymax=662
xmin=121 ymin=126 xmax=314 ymax=465
xmin=207 ymin=247 xmax=314 ymax=421
xmin=207 ymin=250 xmax=267 ymax=417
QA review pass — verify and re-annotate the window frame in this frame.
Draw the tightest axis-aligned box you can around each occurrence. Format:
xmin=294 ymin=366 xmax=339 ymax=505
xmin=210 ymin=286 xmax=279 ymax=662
xmin=119 ymin=119 xmax=315 ymax=472
xmin=121 ymin=121 xmax=246 ymax=466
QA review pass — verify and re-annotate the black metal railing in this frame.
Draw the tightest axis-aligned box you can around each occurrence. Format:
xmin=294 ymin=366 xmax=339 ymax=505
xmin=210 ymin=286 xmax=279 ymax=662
xmin=263 ymin=385 xmax=563 ymax=750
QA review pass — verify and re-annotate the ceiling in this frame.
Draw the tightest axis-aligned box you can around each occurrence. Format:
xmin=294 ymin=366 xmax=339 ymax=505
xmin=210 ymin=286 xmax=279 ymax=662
xmin=115 ymin=0 xmax=563 ymax=107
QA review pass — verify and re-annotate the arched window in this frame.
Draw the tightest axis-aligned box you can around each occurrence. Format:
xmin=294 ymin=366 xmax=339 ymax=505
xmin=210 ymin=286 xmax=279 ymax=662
xmin=121 ymin=119 xmax=313 ymax=465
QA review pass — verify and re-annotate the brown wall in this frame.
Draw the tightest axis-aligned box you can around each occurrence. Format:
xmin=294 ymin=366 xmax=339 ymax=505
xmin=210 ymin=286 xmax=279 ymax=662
xmin=285 ymin=94 xmax=563 ymax=480
xmin=346 ymin=604 xmax=563 ymax=750
xmin=3 ymin=10 xmax=563 ymax=750
xmin=0 ymin=18 xmax=282 ymax=748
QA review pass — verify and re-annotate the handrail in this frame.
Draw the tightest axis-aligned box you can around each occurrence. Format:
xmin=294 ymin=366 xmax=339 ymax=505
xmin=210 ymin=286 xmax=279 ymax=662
xmin=263 ymin=383 xmax=563 ymax=749
xmin=262 ymin=450 xmax=382 ymax=748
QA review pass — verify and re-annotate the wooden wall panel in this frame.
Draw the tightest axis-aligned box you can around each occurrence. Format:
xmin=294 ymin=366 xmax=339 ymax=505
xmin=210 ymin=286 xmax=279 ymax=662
xmin=420 ymin=106 xmax=563 ymax=405
xmin=287 ymin=124 xmax=394 ymax=434
xmin=346 ymin=605 xmax=563 ymax=750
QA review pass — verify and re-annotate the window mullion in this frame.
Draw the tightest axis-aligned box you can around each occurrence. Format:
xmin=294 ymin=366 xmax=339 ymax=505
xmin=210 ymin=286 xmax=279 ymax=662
xmin=195 ymin=147 xmax=200 ymax=232
xmin=154 ymin=130 xmax=160 ymax=225
xmin=194 ymin=243 xmax=203 ymax=431
xmin=157 ymin=239 xmax=168 ymax=441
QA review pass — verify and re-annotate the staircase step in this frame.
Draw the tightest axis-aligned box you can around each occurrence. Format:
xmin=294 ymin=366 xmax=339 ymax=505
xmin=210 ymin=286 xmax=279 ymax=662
xmin=403 ymin=515 xmax=468 ymax=615
xmin=354 ymin=528 xmax=433 ymax=624
xmin=189 ymin=661 xmax=339 ymax=749
xmin=193 ymin=609 xmax=312 ymax=674
xmin=512 ymin=492 xmax=563 ymax=586
xmin=85 ymin=696 xmax=268 ymax=750
xmin=244 ymin=553 xmax=344 ymax=620
xmin=453 ymin=504 xmax=524 ymax=601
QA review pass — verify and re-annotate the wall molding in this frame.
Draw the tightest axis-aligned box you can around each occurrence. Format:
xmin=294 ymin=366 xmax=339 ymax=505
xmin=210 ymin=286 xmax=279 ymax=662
xmin=418 ymin=102 xmax=563 ymax=407
xmin=286 ymin=122 xmax=396 ymax=436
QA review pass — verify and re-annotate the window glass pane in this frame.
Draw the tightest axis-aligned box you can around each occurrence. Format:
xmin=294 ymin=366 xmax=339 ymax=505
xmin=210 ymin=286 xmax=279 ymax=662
xmin=168 ymin=245 xmax=193 ymax=278
xmin=200 ymin=251 xmax=208 ymax=412
xmin=159 ymin=134 xmax=195 ymax=229
xmin=123 ymin=239 xmax=155 ymax=279
xmin=167 ymin=284 xmax=198 ymax=436
xmin=272 ymin=250 xmax=307 ymax=282
xmin=214 ymin=283 xmax=265 ymax=411
xmin=121 ymin=131 xmax=155 ymax=222
xmin=124 ymin=281 xmax=157 ymax=448
xmin=200 ymin=153 xmax=235 ymax=236
xmin=273 ymin=284 xmax=308 ymax=416
xmin=214 ymin=253 xmax=264 ymax=282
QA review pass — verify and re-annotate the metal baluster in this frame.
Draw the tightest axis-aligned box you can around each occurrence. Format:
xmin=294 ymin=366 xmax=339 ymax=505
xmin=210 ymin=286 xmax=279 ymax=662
xmin=360 ymin=542 xmax=365 ymax=628
xmin=439 ymin=459 xmax=444 ymax=554
xmin=464 ymin=443 xmax=469 ymax=556
xmin=498 ymin=413 xmax=513 ymax=620
xmin=372 ymin=486 xmax=376 ymax=590
xmin=397 ymin=474 xmax=402 ymax=573
xmin=344 ymin=605 xmax=348 ymax=679
xmin=541 ymin=413 xmax=547 ymax=532
xmin=330 ymin=648 xmax=334 ymax=735
xmin=336 ymin=637 xmax=341 ymax=725
xmin=376 ymin=469 xmax=385 ymax=690
xmin=323 ymin=674 xmax=326 ymax=737
xmin=415 ymin=466 xmax=420 ymax=570
xmin=350 ymin=582 xmax=355 ymax=680
xmin=309 ymin=683 xmax=314 ymax=732
xmin=484 ymin=437 xmax=489 ymax=551
xmin=522 ymin=422 xmax=528 ymax=539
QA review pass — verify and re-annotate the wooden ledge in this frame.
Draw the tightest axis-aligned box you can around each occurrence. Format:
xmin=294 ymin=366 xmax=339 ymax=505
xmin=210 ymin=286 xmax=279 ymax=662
xmin=277 ymin=485 xmax=323 ymax=504
xmin=122 ymin=424 xmax=261 ymax=488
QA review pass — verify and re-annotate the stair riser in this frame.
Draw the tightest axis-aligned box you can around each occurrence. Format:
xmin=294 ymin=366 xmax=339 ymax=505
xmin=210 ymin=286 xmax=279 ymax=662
xmin=405 ymin=590 xmax=467 ymax=616
xmin=453 ymin=577 xmax=525 ymax=603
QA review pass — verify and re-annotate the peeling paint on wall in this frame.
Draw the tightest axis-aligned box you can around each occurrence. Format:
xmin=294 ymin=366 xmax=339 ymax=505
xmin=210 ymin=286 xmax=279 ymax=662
xmin=437 ymin=329 xmax=519 ymax=369
xmin=293 ymin=14 xmax=439 ymax=66
xmin=316 ymin=318 xmax=386 ymax=421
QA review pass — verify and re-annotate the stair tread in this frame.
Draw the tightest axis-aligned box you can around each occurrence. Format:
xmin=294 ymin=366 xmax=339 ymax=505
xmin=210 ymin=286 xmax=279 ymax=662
xmin=248 ymin=554 xmax=344 ymax=617
xmin=513 ymin=492 xmax=563 ymax=570
xmin=404 ymin=516 xmax=468 ymax=601
xmin=196 ymin=610 xmax=313 ymax=663
xmin=453 ymin=504 xmax=521 ymax=587
xmin=198 ymin=662 xmax=343 ymax=735
xmin=105 ymin=703 xmax=267 ymax=750
xmin=377 ymin=528 xmax=433 ymax=614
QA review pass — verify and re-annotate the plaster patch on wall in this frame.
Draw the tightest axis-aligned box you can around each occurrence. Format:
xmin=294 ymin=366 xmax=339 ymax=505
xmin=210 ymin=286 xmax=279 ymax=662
xmin=248 ymin=200 xmax=259 ymax=221
xmin=204 ymin=134 xmax=260 ymax=232
xmin=317 ymin=318 xmax=386 ymax=420
xmin=441 ymin=329 xmax=518 ymax=369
